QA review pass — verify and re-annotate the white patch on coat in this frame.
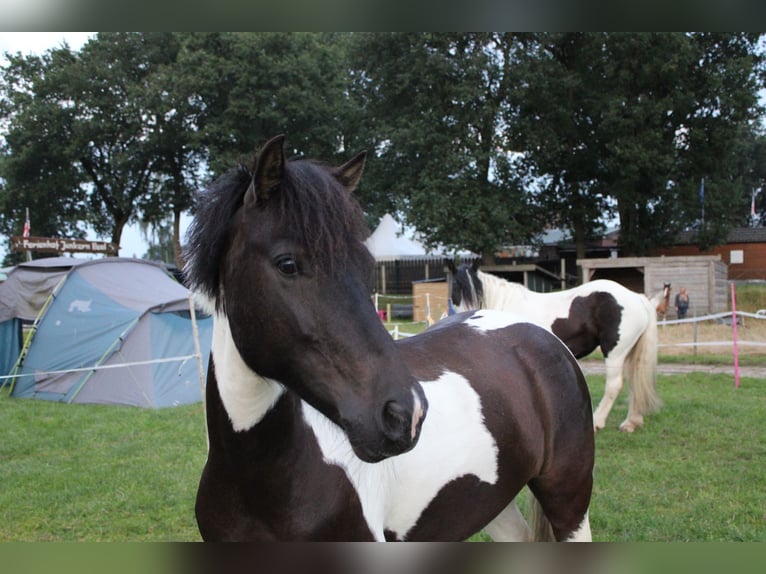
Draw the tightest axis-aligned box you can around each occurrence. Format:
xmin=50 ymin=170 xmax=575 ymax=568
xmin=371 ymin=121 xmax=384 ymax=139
xmin=464 ymin=309 xmax=538 ymax=332
xmin=303 ymin=370 xmax=499 ymax=541
xmin=212 ymin=312 xmax=285 ymax=432
xmin=566 ymin=512 xmax=592 ymax=542
xmin=192 ymin=291 xmax=217 ymax=316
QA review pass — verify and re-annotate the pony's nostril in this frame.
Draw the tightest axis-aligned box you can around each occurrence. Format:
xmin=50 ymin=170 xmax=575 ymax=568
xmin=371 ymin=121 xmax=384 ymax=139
xmin=385 ymin=400 xmax=408 ymax=422
xmin=383 ymin=400 xmax=411 ymax=437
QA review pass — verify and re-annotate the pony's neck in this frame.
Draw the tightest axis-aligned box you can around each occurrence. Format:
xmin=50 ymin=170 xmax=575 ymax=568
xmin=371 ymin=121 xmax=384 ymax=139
xmin=477 ymin=271 xmax=526 ymax=310
xmin=211 ymin=311 xmax=286 ymax=432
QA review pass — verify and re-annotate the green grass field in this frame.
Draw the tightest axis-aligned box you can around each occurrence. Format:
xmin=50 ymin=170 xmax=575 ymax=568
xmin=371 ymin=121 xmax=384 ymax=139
xmin=2 ymin=367 xmax=763 ymax=542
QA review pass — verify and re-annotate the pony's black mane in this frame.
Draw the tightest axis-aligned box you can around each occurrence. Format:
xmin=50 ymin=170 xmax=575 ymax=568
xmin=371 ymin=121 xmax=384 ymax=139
xmin=184 ymin=156 xmax=371 ymax=301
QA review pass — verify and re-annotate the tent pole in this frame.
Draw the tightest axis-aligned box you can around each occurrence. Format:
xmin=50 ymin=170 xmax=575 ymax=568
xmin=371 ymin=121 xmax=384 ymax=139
xmin=66 ymin=317 xmax=139 ymax=404
xmin=188 ymin=293 xmax=209 ymax=444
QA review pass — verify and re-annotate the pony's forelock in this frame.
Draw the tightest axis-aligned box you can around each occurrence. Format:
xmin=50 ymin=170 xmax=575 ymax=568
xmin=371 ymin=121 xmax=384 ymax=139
xmin=183 ymin=156 xmax=372 ymax=303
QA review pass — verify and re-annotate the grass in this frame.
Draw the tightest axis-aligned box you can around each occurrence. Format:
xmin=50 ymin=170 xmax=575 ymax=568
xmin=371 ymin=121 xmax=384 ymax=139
xmin=2 ymin=367 xmax=764 ymax=542
xmin=585 ymin=372 xmax=765 ymax=541
xmin=0 ymin=390 xmax=206 ymax=541
xmin=729 ymin=282 xmax=766 ymax=313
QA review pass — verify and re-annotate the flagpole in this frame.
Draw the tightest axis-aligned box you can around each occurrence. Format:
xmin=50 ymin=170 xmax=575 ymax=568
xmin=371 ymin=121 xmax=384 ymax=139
xmin=753 ymin=188 xmax=761 ymax=227
xmin=24 ymin=207 xmax=32 ymax=262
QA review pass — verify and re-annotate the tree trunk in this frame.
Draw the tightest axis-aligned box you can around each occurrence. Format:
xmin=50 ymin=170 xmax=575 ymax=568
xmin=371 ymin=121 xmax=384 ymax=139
xmin=173 ymin=207 xmax=184 ymax=270
xmin=112 ymin=216 xmax=129 ymax=257
xmin=573 ymin=217 xmax=586 ymax=284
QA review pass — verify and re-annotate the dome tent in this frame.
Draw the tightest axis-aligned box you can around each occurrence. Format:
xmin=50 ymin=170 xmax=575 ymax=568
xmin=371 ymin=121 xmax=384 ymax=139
xmin=9 ymin=258 xmax=212 ymax=408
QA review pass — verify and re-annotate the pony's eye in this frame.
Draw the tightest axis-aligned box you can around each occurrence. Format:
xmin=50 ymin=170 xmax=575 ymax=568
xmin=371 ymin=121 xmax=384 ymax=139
xmin=275 ymin=255 xmax=299 ymax=276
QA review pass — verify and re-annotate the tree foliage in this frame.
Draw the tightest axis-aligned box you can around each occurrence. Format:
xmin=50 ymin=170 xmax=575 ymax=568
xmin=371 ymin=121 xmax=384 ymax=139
xmin=0 ymin=46 xmax=87 ymax=258
xmin=349 ymin=32 xmax=541 ymax=263
xmin=1 ymin=32 xmax=765 ymax=268
xmin=511 ymin=32 xmax=765 ymax=257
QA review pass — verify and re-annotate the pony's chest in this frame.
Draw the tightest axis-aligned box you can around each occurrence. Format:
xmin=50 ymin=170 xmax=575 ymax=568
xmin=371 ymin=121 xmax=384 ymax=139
xmin=302 ymin=371 xmax=499 ymax=540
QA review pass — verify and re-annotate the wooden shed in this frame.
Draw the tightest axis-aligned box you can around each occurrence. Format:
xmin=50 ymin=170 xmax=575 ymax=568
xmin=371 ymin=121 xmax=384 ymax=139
xmin=578 ymin=255 xmax=728 ymax=317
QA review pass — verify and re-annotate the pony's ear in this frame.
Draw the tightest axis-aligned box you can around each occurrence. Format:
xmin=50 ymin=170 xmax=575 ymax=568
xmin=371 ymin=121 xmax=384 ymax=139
xmin=445 ymin=259 xmax=456 ymax=274
xmin=333 ymin=151 xmax=366 ymax=192
xmin=245 ymin=134 xmax=286 ymax=207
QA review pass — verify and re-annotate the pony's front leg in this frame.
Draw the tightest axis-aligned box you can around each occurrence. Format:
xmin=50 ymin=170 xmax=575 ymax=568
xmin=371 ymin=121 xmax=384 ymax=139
xmin=592 ymin=360 xmax=624 ymax=431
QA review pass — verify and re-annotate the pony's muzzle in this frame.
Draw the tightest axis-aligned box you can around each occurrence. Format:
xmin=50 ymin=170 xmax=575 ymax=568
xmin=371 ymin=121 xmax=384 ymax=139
xmin=381 ymin=388 xmax=427 ymax=453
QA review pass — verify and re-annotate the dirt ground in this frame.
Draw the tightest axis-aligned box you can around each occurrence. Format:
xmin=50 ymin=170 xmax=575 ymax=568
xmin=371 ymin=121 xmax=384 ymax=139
xmin=579 ymin=360 xmax=766 ymax=378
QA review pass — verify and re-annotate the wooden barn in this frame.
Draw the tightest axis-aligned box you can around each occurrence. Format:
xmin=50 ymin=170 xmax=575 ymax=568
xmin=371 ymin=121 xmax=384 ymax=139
xmin=651 ymin=227 xmax=766 ymax=281
xmin=578 ymin=255 xmax=728 ymax=317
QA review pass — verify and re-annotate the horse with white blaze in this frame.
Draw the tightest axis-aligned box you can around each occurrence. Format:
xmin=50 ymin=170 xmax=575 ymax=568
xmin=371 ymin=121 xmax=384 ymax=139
xmin=185 ymin=135 xmax=595 ymax=541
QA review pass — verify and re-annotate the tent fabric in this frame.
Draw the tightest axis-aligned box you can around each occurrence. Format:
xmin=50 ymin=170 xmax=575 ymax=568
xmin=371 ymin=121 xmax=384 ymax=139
xmin=0 ymin=318 xmax=22 ymax=380
xmin=364 ymin=213 xmax=475 ymax=262
xmin=365 ymin=214 xmax=434 ymax=261
xmin=8 ymin=258 xmax=212 ymax=408
xmin=0 ymin=257 xmax=84 ymax=323
xmin=0 ymin=257 xmax=86 ymax=378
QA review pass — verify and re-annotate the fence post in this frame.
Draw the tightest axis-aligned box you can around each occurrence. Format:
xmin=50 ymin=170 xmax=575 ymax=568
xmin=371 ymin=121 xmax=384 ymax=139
xmin=693 ymin=319 xmax=698 ymax=358
xmin=731 ymin=282 xmax=740 ymax=389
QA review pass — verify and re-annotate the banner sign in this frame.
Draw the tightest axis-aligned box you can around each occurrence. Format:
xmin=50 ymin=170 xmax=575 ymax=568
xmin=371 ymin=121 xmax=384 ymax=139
xmin=11 ymin=236 xmax=119 ymax=256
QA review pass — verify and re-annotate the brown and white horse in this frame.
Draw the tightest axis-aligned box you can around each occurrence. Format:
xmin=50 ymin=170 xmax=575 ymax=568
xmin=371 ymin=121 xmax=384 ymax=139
xmin=654 ymin=283 xmax=672 ymax=321
xmin=449 ymin=261 xmax=662 ymax=433
xmin=184 ymin=136 xmax=595 ymax=541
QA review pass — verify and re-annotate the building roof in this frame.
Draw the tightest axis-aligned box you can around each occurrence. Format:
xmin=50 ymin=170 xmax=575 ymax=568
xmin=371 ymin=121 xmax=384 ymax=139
xmin=675 ymin=227 xmax=766 ymax=245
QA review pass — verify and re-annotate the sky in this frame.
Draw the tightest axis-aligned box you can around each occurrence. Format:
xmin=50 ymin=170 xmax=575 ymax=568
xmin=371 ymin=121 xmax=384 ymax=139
xmin=0 ymin=32 xmax=173 ymax=263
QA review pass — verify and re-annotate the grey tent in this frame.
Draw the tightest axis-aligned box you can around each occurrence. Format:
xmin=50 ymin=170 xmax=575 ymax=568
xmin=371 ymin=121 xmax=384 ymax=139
xmin=0 ymin=257 xmax=85 ymax=381
xmin=7 ymin=258 xmax=212 ymax=408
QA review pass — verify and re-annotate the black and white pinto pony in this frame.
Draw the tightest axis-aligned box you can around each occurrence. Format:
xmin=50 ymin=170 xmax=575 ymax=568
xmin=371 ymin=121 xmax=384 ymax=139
xmin=448 ymin=261 xmax=661 ymax=433
xmin=184 ymin=135 xmax=595 ymax=541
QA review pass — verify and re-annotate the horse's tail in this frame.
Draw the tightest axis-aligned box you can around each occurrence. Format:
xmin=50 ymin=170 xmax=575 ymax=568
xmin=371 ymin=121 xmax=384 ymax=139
xmin=625 ymin=296 xmax=662 ymax=416
xmin=528 ymin=491 xmax=556 ymax=541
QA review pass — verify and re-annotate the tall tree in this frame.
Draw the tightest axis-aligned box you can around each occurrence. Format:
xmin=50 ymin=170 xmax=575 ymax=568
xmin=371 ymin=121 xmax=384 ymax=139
xmin=350 ymin=33 xmax=540 ymax=263
xmin=512 ymin=32 xmax=765 ymax=257
xmin=0 ymin=46 xmax=88 ymax=262
xmin=70 ymin=33 xmax=181 ymax=251
xmin=510 ymin=33 xmax=613 ymax=262
xmin=137 ymin=33 xmax=207 ymax=267
xmin=1 ymin=33 xmax=185 ymax=258
xmin=183 ymin=33 xmax=357 ymax=177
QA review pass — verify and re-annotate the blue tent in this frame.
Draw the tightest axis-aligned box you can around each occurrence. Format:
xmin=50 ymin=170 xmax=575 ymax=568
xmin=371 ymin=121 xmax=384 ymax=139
xmin=8 ymin=258 xmax=212 ymax=408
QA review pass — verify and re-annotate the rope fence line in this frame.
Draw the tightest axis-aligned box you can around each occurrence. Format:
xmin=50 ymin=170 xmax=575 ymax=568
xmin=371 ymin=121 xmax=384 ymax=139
xmin=0 ymin=354 xmax=201 ymax=382
xmin=5 ymin=307 xmax=763 ymax=380
xmin=658 ymin=310 xmax=766 ymax=326
xmin=657 ymin=310 xmax=766 ymax=355
xmin=383 ymin=307 xmax=766 ymax=347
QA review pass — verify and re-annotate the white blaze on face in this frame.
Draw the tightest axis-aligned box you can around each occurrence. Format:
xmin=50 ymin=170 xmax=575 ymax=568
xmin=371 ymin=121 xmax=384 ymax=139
xmin=302 ymin=370 xmax=499 ymax=541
